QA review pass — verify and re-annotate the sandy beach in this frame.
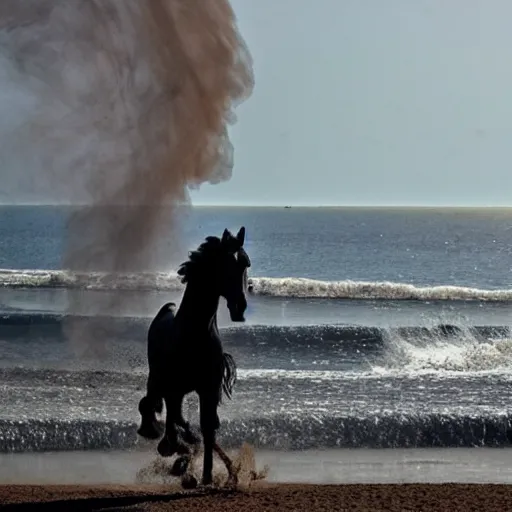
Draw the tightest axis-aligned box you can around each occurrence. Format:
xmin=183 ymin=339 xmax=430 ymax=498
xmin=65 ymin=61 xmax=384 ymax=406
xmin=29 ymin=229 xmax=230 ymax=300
xmin=2 ymin=483 xmax=512 ymax=511
xmin=2 ymin=448 xmax=512 ymax=510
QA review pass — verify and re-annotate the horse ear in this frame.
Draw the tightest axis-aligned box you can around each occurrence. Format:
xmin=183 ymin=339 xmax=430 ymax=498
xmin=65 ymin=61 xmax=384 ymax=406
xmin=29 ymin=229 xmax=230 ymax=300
xmin=221 ymin=228 xmax=231 ymax=244
xmin=236 ymin=226 xmax=245 ymax=246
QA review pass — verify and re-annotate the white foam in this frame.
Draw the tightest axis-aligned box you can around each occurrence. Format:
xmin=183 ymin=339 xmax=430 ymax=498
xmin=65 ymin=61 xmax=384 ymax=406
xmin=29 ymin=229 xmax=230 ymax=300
xmin=249 ymin=277 xmax=512 ymax=301
xmin=237 ymin=369 xmax=350 ymax=380
xmin=0 ymin=269 xmax=183 ymax=291
xmin=378 ymin=325 xmax=512 ymax=373
xmin=0 ymin=268 xmax=511 ymax=301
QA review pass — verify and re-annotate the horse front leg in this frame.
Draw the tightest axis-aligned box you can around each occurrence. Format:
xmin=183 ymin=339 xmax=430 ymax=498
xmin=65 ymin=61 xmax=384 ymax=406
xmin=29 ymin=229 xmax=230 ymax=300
xmin=137 ymin=373 xmax=164 ymax=440
xmin=168 ymin=401 xmax=201 ymax=478
xmin=157 ymin=394 xmax=190 ymax=458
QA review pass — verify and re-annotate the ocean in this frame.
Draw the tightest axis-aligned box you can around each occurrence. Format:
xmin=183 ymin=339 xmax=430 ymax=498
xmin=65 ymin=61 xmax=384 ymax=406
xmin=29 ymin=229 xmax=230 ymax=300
xmin=1 ymin=205 xmax=512 ymax=482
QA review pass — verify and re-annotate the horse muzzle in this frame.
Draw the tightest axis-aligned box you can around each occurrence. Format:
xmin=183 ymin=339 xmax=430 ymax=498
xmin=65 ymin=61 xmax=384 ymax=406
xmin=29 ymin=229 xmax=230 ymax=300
xmin=227 ymin=302 xmax=246 ymax=322
xmin=228 ymin=309 xmax=246 ymax=322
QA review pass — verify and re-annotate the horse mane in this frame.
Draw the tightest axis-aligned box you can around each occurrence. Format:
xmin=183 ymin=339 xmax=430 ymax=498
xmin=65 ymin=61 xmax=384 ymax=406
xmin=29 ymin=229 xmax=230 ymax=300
xmin=177 ymin=236 xmax=222 ymax=284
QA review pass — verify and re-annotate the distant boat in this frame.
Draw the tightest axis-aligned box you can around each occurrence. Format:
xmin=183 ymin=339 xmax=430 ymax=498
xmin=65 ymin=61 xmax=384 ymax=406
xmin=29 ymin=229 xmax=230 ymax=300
xmin=284 ymin=206 xmax=292 ymax=209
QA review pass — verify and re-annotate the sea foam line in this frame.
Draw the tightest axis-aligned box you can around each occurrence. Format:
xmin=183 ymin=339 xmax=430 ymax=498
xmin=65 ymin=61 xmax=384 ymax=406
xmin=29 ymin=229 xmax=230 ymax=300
xmin=0 ymin=269 xmax=510 ymax=301
xmin=248 ymin=277 xmax=512 ymax=301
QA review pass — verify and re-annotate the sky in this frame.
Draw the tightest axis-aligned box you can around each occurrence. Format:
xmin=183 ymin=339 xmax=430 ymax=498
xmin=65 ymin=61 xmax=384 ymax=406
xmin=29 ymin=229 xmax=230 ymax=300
xmin=190 ymin=0 xmax=512 ymax=207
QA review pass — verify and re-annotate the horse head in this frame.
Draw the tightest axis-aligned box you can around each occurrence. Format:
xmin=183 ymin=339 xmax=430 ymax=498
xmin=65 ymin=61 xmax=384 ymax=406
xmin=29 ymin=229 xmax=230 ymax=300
xmin=220 ymin=226 xmax=250 ymax=322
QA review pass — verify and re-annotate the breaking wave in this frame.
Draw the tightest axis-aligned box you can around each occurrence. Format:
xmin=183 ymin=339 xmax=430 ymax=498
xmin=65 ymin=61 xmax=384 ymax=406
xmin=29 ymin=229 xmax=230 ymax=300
xmin=248 ymin=277 xmax=512 ymax=301
xmin=1 ymin=414 xmax=512 ymax=452
xmin=0 ymin=269 xmax=181 ymax=291
xmin=0 ymin=268 xmax=511 ymax=301
xmin=379 ymin=330 xmax=512 ymax=373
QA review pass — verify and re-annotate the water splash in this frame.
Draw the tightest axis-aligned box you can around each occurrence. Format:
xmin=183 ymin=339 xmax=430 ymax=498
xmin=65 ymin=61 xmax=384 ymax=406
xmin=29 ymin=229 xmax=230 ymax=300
xmin=378 ymin=323 xmax=512 ymax=373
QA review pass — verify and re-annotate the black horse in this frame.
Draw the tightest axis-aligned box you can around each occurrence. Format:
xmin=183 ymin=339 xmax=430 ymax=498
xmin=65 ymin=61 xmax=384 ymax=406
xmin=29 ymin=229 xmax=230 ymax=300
xmin=137 ymin=227 xmax=250 ymax=486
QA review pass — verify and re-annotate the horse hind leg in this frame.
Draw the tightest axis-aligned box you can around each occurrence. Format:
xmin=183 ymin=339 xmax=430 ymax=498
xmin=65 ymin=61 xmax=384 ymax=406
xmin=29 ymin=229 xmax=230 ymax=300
xmin=167 ymin=403 xmax=201 ymax=479
xmin=199 ymin=392 xmax=223 ymax=486
xmin=213 ymin=442 xmax=238 ymax=486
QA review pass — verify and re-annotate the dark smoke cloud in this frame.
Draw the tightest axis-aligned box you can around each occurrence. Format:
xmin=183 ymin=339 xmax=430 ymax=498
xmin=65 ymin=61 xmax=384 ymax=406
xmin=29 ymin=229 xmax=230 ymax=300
xmin=0 ymin=0 xmax=254 ymax=360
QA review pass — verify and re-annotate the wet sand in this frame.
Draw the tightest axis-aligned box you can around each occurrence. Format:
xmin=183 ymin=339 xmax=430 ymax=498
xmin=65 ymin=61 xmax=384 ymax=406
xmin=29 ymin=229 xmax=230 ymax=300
xmin=2 ymin=483 xmax=512 ymax=511
xmin=3 ymin=448 xmax=512 ymax=485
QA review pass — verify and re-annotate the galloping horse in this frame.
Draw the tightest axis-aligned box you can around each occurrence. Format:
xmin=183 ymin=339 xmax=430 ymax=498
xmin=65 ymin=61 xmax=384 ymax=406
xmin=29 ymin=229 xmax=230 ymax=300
xmin=137 ymin=227 xmax=250 ymax=486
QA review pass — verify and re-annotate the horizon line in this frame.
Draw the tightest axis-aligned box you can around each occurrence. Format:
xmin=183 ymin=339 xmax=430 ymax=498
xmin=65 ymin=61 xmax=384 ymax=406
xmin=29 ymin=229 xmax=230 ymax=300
xmin=191 ymin=203 xmax=512 ymax=208
xmin=1 ymin=202 xmax=512 ymax=209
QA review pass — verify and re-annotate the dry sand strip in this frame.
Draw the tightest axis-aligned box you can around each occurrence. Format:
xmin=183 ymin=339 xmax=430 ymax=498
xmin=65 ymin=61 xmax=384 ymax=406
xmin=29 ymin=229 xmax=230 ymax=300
xmin=2 ymin=483 xmax=512 ymax=512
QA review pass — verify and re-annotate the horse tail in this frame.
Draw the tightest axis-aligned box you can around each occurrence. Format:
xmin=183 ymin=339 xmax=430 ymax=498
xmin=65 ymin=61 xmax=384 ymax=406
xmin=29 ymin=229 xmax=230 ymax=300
xmin=221 ymin=352 xmax=237 ymax=402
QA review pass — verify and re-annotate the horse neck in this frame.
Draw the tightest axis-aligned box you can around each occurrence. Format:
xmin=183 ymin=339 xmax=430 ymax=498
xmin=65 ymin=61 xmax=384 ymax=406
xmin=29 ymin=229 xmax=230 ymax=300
xmin=176 ymin=279 xmax=220 ymax=328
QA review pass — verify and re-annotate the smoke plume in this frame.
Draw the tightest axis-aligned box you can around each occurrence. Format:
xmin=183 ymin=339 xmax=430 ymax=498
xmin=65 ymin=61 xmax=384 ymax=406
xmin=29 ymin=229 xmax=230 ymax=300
xmin=0 ymin=0 xmax=254 ymax=358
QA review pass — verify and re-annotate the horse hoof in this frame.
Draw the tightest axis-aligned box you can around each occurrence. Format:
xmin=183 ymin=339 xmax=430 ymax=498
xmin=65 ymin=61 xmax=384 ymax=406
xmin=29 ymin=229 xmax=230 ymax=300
xmin=137 ymin=421 xmax=162 ymax=440
xmin=181 ymin=474 xmax=198 ymax=490
xmin=169 ymin=456 xmax=189 ymax=477
xmin=201 ymin=477 xmax=213 ymax=487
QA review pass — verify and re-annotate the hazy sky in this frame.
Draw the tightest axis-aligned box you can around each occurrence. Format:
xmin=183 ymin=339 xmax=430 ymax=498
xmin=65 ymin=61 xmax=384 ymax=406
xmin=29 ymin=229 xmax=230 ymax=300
xmin=190 ymin=0 xmax=512 ymax=207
